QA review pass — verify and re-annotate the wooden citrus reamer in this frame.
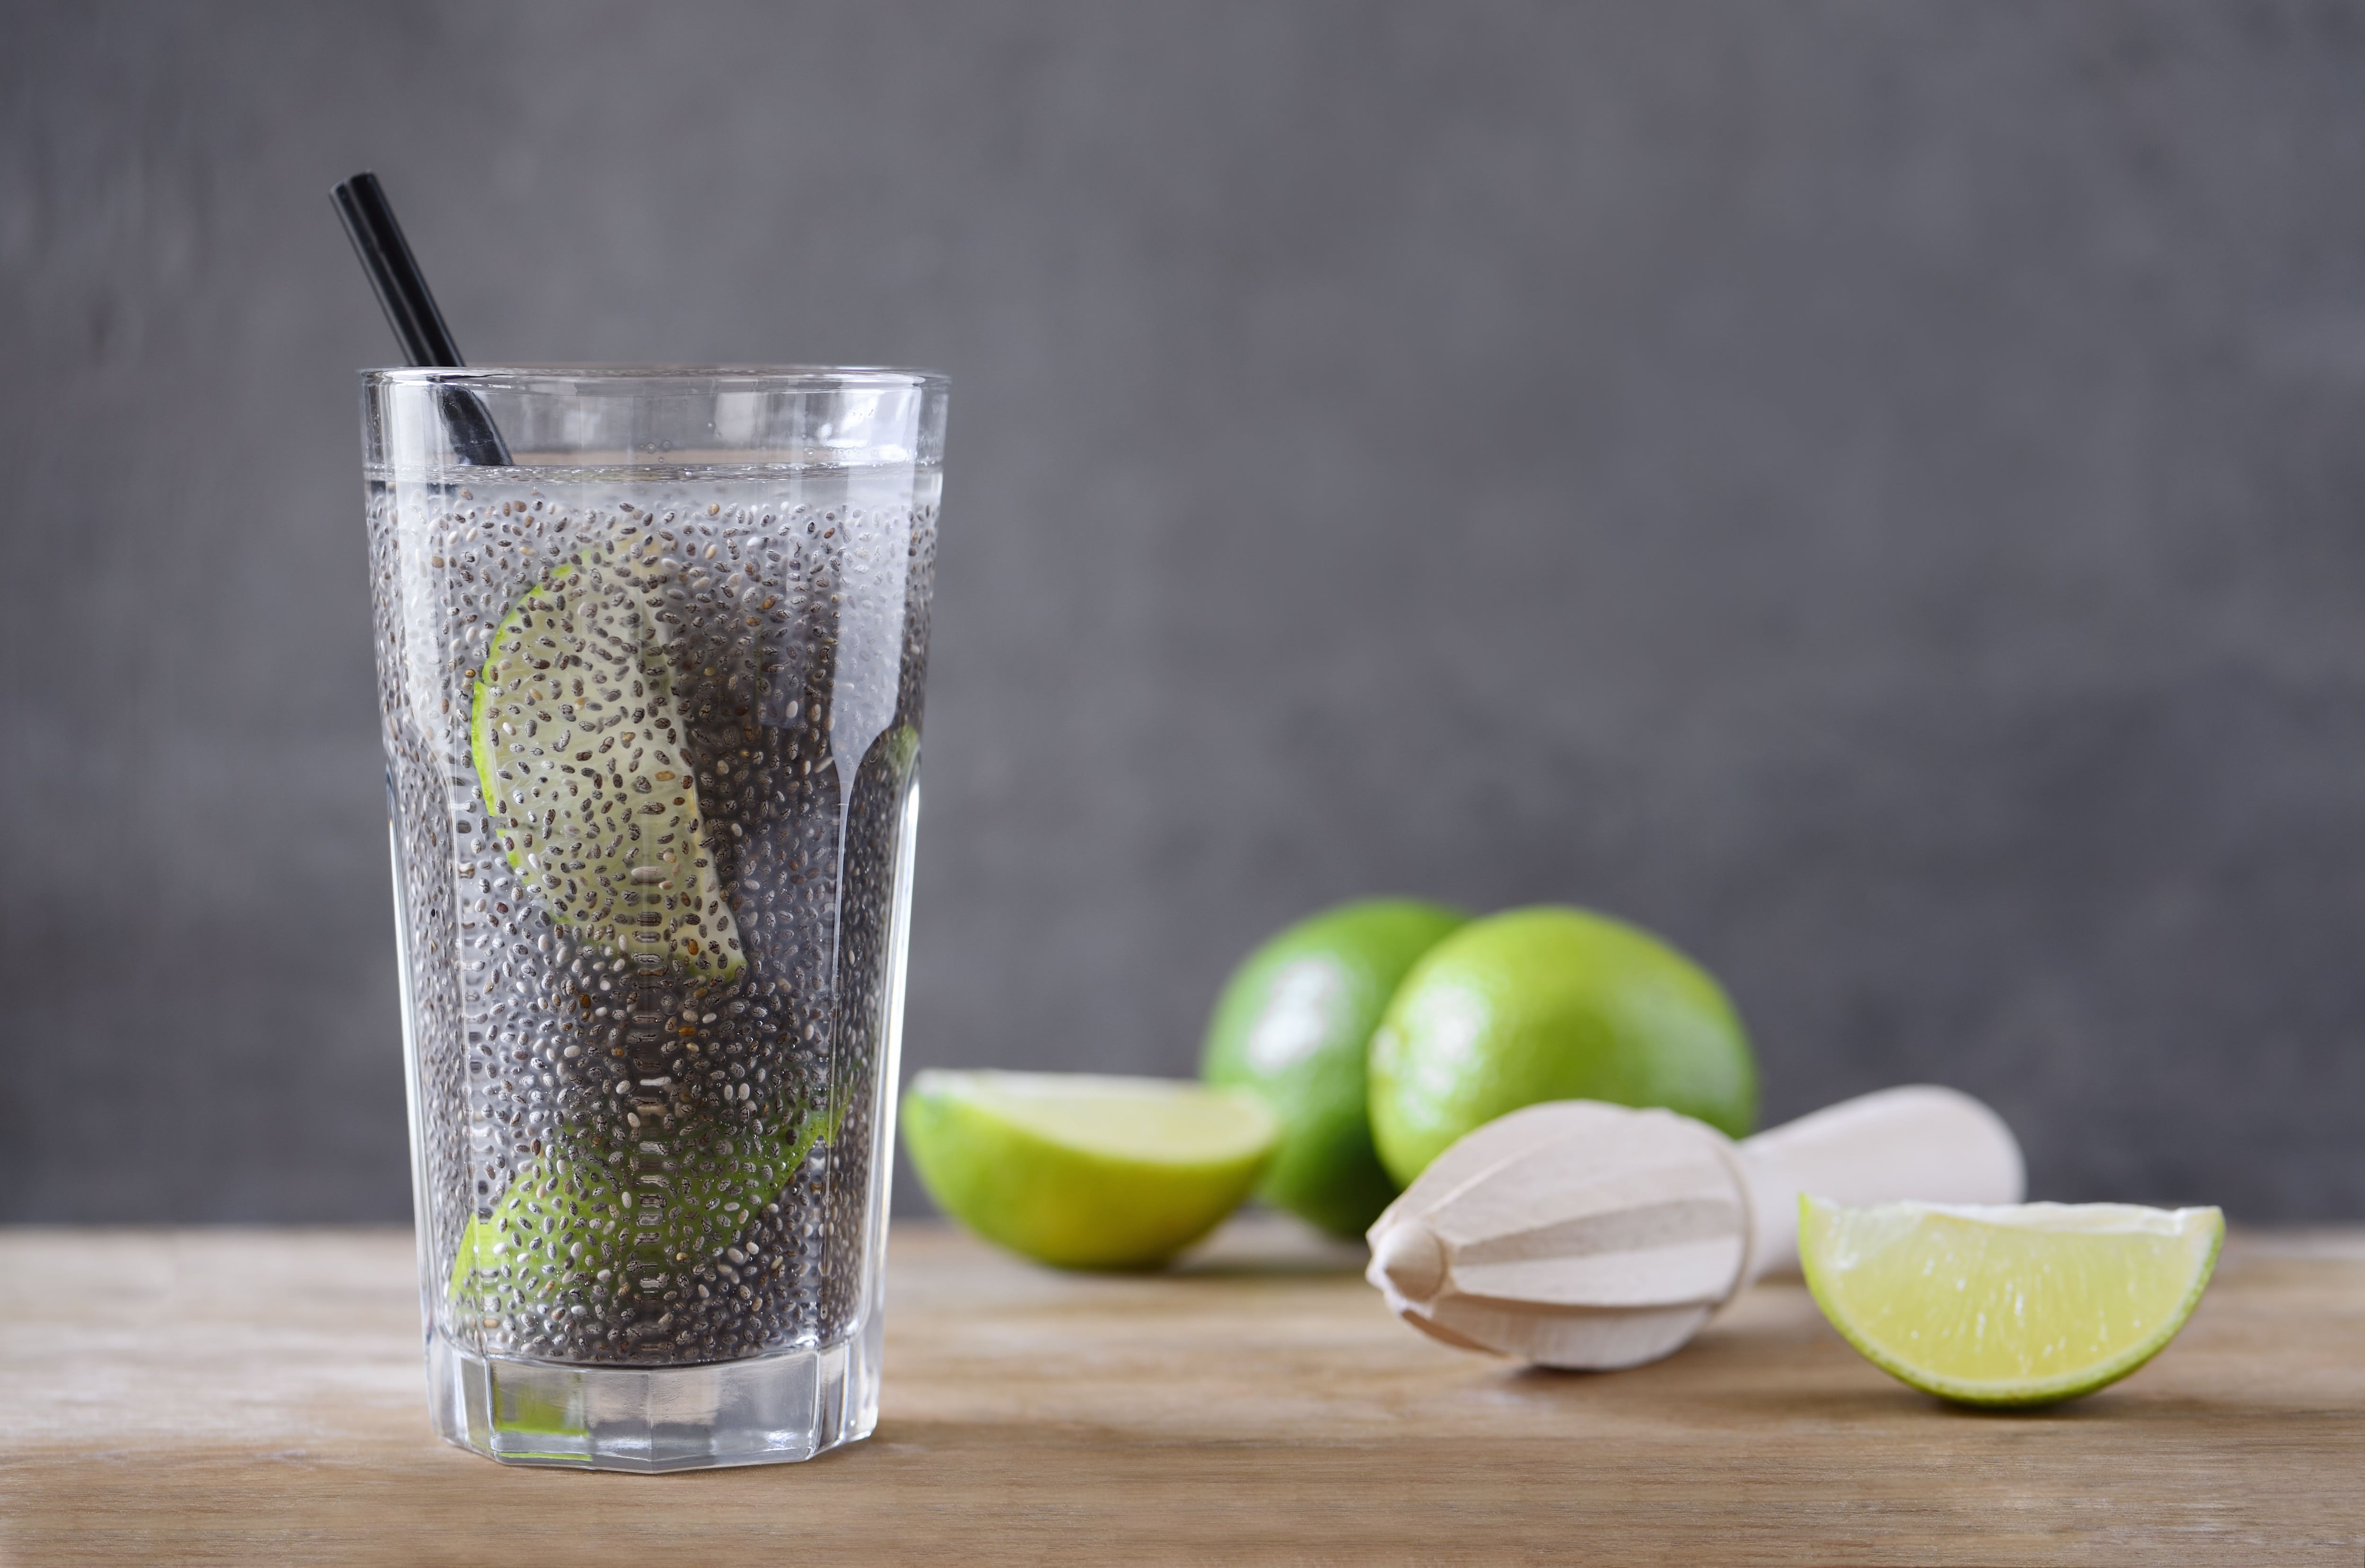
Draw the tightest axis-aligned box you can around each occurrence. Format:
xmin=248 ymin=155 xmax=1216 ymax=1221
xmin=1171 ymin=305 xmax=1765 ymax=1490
xmin=1366 ymin=1086 xmax=2024 ymax=1369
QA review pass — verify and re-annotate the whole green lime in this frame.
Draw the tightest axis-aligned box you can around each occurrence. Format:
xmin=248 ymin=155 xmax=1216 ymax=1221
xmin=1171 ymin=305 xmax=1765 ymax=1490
xmin=1368 ymin=905 xmax=1756 ymax=1186
xmin=1201 ymin=898 xmax=1467 ymax=1235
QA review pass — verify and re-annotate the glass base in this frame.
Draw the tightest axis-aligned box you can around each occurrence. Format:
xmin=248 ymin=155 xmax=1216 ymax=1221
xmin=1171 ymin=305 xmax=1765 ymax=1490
xmin=425 ymin=1309 xmax=881 ymax=1472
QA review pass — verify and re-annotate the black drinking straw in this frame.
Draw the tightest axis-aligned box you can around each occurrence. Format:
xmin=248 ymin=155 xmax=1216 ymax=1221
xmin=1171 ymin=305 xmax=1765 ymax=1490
xmin=332 ymin=171 xmax=512 ymax=465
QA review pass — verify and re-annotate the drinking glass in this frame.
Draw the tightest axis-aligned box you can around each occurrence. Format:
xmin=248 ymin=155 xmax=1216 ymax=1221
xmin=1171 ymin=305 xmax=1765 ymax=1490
xmin=361 ymin=367 xmax=945 ymax=1470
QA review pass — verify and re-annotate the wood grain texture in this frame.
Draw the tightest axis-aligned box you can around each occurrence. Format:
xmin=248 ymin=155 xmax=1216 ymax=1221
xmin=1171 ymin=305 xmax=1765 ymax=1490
xmin=1 ymin=1219 xmax=2360 ymax=1565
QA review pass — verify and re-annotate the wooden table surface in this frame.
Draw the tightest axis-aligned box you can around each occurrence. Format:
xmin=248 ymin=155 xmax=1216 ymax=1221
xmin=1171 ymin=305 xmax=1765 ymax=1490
xmin=1 ymin=1218 xmax=2360 ymax=1566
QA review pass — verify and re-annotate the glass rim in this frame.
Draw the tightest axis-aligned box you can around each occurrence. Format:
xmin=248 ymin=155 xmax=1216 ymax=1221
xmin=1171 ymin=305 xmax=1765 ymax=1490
xmin=360 ymin=364 xmax=949 ymax=391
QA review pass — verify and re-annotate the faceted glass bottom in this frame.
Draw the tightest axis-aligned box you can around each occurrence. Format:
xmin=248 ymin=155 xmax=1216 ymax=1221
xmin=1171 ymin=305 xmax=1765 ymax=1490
xmin=425 ymin=1307 xmax=881 ymax=1472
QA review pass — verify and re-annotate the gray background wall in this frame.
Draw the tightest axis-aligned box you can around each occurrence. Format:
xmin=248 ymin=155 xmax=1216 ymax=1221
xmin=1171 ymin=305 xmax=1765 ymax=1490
xmin=7 ymin=0 xmax=2365 ymax=1223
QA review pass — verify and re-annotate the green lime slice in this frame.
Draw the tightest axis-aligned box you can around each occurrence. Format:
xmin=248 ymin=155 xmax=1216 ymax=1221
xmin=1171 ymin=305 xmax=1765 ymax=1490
xmin=902 ymin=1070 xmax=1279 ymax=1270
xmin=469 ymin=529 xmax=744 ymax=983
xmin=449 ymin=1151 xmax=622 ymax=1306
xmin=1800 ymin=1197 xmax=2224 ymax=1407
xmin=450 ymin=1108 xmax=832 ymax=1306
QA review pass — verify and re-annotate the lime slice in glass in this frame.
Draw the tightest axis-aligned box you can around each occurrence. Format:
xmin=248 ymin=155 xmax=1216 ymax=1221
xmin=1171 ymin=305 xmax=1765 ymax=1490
xmin=469 ymin=530 xmax=745 ymax=983
xmin=902 ymin=1070 xmax=1279 ymax=1270
xmin=1800 ymin=1196 xmax=2224 ymax=1407
xmin=449 ymin=1108 xmax=832 ymax=1307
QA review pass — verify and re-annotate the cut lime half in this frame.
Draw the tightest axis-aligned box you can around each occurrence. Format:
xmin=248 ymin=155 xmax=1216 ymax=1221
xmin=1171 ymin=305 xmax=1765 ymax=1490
xmin=1800 ymin=1197 xmax=2224 ymax=1407
xmin=902 ymin=1070 xmax=1279 ymax=1270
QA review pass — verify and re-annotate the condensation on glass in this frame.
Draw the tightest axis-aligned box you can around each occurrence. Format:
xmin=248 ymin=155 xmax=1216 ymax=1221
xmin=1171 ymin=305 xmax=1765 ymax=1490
xmin=362 ymin=367 xmax=944 ymax=1470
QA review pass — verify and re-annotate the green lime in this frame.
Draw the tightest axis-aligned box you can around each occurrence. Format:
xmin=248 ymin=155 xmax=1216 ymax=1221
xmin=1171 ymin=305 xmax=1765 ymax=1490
xmin=902 ymin=1071 xmax=1279 ymax=1270
xmin=470 ymin=529 xmax=744 ymax=984
xmin=1201 ymin=898 xmax=1467 ymax=1235
xmin=449 ymin=1151 xmax=620 ymax=1307
xmin=1800 ymin=1197 xmax=2224 ymax=1406
xmin=450 ymin=1108 xmax=830 ymax=1306
xmin=1367 ymin=905 xmax=1756 ymax=1185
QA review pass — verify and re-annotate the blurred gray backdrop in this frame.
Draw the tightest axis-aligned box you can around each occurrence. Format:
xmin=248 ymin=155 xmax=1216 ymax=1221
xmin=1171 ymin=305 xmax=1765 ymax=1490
xmin=7 ymin=0 xmax=2365 ymax=1223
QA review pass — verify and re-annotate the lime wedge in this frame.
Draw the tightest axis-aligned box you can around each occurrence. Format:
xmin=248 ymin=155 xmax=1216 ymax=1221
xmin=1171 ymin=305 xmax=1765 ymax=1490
xmin=1800 ymin=1197 xmax=2224 ymax=1407
xmin=902 ymin=1070 xmax=1280 ymax=1270
xmin=449 ymin=1151 xmax=622 ymax=1305
xmin=450 ymin=1109 xmax=832 ymax=1307
xmin=470 ymin=529 xmax=745 ymax=983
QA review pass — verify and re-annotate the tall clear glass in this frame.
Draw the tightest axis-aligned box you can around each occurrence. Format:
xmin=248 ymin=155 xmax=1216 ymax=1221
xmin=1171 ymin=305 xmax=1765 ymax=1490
xmin=361 ymin=367 xmax=945 ymax=1471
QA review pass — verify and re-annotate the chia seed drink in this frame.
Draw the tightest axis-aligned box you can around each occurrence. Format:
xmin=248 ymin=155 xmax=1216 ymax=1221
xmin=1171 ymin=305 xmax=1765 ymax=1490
xmin=363 ymin=368 xmax=945 ymax=1470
